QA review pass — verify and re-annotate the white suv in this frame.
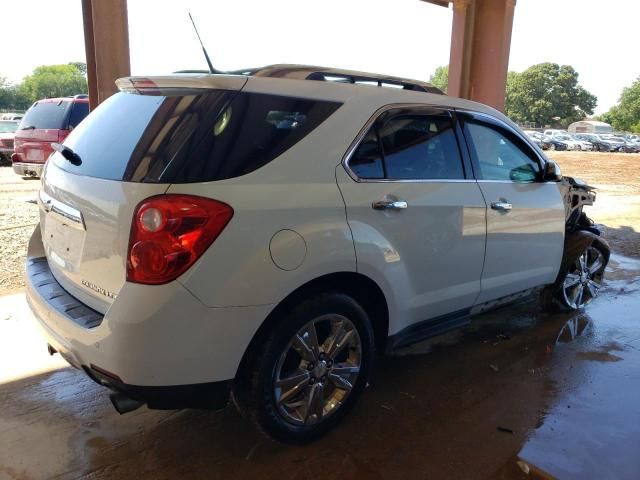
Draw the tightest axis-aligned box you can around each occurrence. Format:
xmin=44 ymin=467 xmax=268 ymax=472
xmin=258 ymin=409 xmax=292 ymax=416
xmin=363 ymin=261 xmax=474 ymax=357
xmin=25 ymin=65 xmax=609 ymax=443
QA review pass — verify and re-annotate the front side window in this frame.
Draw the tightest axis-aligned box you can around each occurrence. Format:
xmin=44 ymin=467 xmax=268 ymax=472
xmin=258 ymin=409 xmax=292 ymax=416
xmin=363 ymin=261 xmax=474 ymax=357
xmin=464 ymin=121 xmax=541 ymax=182
xmin=348 ymin=111 xmax=465 ymax=181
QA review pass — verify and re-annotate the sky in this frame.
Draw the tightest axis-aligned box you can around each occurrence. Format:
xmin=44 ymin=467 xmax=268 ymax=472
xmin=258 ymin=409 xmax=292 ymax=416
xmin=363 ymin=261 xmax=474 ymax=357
xmin=2 ymin=0 xmax=638 ymax=114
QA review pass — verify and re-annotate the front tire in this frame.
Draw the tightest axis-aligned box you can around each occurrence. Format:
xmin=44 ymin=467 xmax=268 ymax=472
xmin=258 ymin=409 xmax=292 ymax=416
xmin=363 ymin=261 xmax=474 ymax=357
xmin=541 ymin=237 xmax=609 ymax=311
xmin=233 ymin=292 xmax=375 ymax=443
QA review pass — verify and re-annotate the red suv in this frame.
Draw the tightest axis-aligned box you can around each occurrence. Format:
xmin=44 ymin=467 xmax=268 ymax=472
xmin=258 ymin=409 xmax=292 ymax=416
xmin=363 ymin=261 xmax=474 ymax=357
xmin=12 ymin=95 xmax=89 ymax=177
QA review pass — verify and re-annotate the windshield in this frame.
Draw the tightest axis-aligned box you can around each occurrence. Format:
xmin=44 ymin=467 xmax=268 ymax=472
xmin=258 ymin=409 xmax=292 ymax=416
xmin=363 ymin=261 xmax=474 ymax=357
xmin=555 ymin=135 xmax=572 ymax=141
xmin=0 ymin=121 xmax=18 ymax=133
xmin=19 ymin=101 xmax=71 ymax=130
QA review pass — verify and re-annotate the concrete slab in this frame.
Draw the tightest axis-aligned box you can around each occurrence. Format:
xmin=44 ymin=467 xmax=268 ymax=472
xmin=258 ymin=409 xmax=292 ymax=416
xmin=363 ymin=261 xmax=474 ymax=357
xmin=1 ymin=256 xmax=639 ymax=479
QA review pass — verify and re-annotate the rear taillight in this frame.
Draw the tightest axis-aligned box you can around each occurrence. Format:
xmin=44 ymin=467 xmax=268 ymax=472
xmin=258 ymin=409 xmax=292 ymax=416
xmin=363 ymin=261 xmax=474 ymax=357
xmin=127 ymin=194 xmax=233 ymax=285
xmin=58 ymin=130 xmax=70 ymax=143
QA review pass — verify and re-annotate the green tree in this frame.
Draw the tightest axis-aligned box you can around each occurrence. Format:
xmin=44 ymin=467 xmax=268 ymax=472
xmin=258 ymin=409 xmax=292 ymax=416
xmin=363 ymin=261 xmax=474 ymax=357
xmin=428 ymin=65 xmax=448 ymax=93
xmin=505 ymin=63 xmax=596 ymax=127
xmin=600 ymin=77 xmax=640 ymax=132
xmin=20 ymin=63 xmax=88 ymax=103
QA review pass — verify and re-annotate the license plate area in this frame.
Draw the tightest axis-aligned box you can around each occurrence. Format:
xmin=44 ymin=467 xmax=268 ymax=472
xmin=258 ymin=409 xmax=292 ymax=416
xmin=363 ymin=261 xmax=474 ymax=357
xmin=42 ymin=211 xmax=86 ymax=272
xmin=26 ymin=148 xmax=44 ymax=162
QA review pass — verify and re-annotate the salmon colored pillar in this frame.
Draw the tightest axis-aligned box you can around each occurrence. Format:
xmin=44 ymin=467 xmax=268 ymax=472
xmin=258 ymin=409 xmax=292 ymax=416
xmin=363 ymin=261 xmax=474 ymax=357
xmin=81 ymin=0 xmax=131 ymax=110
xmin=447 ymin=0 xmax=516 ymax=112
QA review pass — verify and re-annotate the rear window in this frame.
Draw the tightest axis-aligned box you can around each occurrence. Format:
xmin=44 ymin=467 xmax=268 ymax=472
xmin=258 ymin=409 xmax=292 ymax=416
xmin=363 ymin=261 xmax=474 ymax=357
xmin=68 ymin=102 xmax=89 ymax=128
xmin=19 ymin=101 xmax=71 ymax=130
xmin=52 ymin=91 xmax=341 ymax=182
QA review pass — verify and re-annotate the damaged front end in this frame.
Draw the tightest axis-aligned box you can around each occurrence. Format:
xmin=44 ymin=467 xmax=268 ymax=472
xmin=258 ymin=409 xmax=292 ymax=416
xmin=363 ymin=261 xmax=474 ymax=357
xmin=540 ymin=175 xmax=611 ymax=311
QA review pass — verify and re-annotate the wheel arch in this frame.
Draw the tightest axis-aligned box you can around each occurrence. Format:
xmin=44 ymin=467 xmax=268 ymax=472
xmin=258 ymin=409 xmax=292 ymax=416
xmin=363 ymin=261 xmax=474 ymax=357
xmin=235 ymin=271 xmax=389 ymax=380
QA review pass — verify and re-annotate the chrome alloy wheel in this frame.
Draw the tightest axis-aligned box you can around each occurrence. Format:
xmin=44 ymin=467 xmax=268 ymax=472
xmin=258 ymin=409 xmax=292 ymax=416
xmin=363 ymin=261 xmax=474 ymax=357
xmin=273 ymin=314 xmax=362 ymax=425
xmin=562 ymin=246 xmax=606 ymax=309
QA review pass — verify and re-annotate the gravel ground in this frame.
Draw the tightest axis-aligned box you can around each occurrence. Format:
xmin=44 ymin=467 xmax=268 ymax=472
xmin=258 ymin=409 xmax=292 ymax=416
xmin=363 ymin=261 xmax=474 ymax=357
xmin=0 ymin=167 xmax=39 ymax=295
xmin=0 ymin=152 xmax=638 ymax=295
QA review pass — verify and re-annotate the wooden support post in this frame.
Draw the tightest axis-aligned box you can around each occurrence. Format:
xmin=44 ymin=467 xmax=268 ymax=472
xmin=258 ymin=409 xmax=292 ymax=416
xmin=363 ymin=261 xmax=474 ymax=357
xmin=81 ymin=0 xmax=131 ymax=110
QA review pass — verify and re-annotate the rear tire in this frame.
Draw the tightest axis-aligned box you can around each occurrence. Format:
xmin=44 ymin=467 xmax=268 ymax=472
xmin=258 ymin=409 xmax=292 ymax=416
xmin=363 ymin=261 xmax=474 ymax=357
xmin=233 ymin=292 xmax=375 ymax=443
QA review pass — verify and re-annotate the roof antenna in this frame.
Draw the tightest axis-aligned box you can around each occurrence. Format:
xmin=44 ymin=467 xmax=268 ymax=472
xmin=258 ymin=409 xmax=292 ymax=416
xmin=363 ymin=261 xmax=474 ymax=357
xmin=188 ymin=12 xmax=218 ymax=74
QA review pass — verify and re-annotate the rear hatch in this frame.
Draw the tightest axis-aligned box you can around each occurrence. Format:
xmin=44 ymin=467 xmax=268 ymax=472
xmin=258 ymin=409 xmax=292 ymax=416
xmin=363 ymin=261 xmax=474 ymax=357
xmin=39 ymin=75 xmax=247 ymax=313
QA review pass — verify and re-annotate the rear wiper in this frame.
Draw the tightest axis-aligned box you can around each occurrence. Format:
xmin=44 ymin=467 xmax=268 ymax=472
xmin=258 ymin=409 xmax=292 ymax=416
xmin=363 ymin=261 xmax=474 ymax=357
xmin=20 ymin=125 xmax=35 ymax=130
xmin=51 ymin=142 xmax=82 ymax=166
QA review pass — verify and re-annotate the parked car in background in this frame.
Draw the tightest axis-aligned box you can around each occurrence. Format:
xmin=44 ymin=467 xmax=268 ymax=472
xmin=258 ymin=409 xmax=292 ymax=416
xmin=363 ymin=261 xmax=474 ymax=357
xmin=1 ymin=113 xmax=24 ymax=121
xmin=0 ymin=120 xmax=19 ymax=165
xmin=551 ymin=133 xmax=582 ymax=151
xmin=12 ymin=95 xmax=89 ymax=177
xmin=24 ymin=66 xmax=610 ymax=443
xmin=544 ymin=135 xmax=569 ymax=151
xmin=600 ymin=135 xmax=628 ymax=153
xmin=523 ymin=130 xmax=552 ymax=150
xmin=568 ymin=134 xmax=594 ymax=151
xmin=543 ymin=129 xmax=566 ymax=137
xmin=574 ymin=133 xmax=614 ymax=152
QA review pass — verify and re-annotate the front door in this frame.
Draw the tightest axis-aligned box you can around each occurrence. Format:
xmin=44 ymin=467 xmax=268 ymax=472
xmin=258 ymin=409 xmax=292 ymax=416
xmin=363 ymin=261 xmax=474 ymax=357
xmin=459 ymin=113 xmax=566 ymax=304
xmin=336 ymin=108 xmax=487 ymax=334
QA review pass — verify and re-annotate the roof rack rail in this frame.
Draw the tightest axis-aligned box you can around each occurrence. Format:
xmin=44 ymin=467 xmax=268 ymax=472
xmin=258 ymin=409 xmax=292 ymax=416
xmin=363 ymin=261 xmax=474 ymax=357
xmin=170 ymin=64 xmax=443 ymax=95
xmin=250 ymin=65 xmax=443 ymax=94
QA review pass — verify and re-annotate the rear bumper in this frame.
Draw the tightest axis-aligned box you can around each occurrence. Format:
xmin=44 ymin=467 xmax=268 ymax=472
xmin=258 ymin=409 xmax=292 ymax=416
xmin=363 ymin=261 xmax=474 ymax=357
xmin=13 ymin=162 xmax=43 ymax=177
xmin=25 ymin=224 xmax=273 ymax=395
xmin=84 ymin=365 xmax=231 ymax=410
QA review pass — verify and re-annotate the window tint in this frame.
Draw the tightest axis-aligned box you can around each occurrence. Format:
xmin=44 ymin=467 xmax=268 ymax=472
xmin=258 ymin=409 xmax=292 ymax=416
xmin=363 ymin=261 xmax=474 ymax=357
xmin=53 ymin=91 xmax=341 ymax=182
xmin=19 ymin=101 xmax=71 ymax=130
xmin=349 ymin=129 xmax=384 ymax=179
xmin=68 ymin=102 xmax=89 ymax=128
xmin=378 ymin=115 xmax=464 ymax=180
xmin=464 ymin=121 xmax=541 ymax=182
xmin=171 ymin=93 xmax=341 ymax=183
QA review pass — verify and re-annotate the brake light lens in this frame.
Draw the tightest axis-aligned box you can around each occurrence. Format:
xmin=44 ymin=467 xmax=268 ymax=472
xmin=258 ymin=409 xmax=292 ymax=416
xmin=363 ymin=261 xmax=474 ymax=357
xmin=57 ymin=130 xmax=70 ymax=143
xmin=127 ymin=194 xmax=233 ymax=284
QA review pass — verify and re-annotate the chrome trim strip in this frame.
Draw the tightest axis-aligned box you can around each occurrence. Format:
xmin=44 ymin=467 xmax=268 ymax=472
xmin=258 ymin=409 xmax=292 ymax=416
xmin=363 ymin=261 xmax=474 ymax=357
xmin=39 ymin=190 xmax=85 ymax=230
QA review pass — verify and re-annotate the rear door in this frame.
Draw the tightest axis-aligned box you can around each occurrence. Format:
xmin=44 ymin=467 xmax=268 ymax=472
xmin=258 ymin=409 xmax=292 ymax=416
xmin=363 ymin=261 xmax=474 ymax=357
xmin=337 ymin=107 xmax=487 ymax=333
xmin=458 ymin=112 xmax=565 ymax=303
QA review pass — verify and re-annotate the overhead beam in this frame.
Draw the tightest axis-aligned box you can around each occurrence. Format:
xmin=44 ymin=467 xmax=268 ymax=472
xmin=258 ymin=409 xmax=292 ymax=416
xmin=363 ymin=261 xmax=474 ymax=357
xmin=81 ymin=0 xmax=131 ymax=110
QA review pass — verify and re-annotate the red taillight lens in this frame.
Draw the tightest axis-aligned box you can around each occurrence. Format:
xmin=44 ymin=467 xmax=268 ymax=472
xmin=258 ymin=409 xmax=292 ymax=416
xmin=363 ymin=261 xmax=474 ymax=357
xmin=127 ymin=194 xmax=233 ymax=285
xmin=57 ymin=130 xmax=70 ymax=143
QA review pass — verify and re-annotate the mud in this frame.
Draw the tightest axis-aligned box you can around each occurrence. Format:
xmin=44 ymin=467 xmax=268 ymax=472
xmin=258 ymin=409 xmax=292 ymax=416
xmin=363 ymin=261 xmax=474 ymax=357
xmin=1 ymin=256 xmax=640 ymax=479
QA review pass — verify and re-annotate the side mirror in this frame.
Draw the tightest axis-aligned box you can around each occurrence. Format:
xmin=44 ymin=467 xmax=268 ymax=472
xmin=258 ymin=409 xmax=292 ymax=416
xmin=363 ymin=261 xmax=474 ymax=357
xmin=543 ymin=160 xmax=563 ymax=182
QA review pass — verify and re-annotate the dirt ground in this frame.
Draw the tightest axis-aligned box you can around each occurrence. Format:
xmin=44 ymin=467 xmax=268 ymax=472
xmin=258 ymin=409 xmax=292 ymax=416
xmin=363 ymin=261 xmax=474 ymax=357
xmin=0 ymin=152 xmax=638 ymax=294
xmin=548 ymin=151 xmax=640 ymax=258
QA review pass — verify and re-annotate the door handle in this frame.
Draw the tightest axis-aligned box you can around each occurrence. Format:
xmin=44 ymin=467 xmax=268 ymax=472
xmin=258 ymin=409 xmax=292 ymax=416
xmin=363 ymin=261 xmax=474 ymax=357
xmin=491 ymin=201 xmax=513 ymax=211
xmin=372 ymin=199 xmax=408 ymax=211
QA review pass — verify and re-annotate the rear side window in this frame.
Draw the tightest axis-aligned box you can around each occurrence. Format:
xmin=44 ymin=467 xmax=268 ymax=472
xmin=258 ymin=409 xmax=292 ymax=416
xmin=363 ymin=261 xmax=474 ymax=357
xmin=379 ymin=115 xmax=464 ymax=180
xmin=68 ymin=102 xmax=89 ymax=128
xmin=52 ymin=91 xmax=340 ymax=182
xmin=19 ymin=101 xmax=71 ymax=130
xmin=348 ymin=129 xmax=385 ymax=179
xmin=171 ymin=93 xmax=341 ymax=182
xmin=348 ymin=111 xmax=465 ymax=180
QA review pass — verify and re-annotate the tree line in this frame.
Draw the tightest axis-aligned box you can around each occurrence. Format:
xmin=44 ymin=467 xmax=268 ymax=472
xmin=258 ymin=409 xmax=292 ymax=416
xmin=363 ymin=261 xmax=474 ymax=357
xmin=430 ymin=63 xmax=639 ymax=133
xmin=0 ymin=62 xmax=88 ymax=111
